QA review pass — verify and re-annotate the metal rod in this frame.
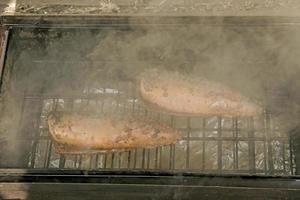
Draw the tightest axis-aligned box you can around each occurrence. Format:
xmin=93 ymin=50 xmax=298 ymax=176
xmin=127 ymin=151 xmax=131 ymax=169
xmin=155 ymin=147 xmax=159 ymax=169
xmin=248 ymin=117 xmax=256 ymax=174
xmin=118 ymin=152 xmax=122 ymax=169
xmin=232 ymin=118 xmax=237 ymax=170
xmin=169 ymin=144 xmax=173 ymax=170
xmin=171 ymin=116 xmax=175 ymax=170
xmin=217 ymin=116 xmax=222 ymax=172
xmin=147 ymin=149 xmax=150 ymax=169
xmin=202 ymin=118 xmax=206 ymax=170
xmin=79 ymin=155 xmax=84 ymax=168
xmin=133 ymin=149 xmax=137 ymax=169
xmin=59 ymin=155 xmax=66 ymax=168
xmin=0 ymin=29 xmax=10 ymax=92
xmin=289 ymin=133 xmax=294 ymax=175
xmin=89 ymin=155 xmax=93 ymax=169
xmin=44 ymin=140 xmax=52 ymax=168
xmin=234 ymin=118 xmax=239 ymax=170
xmin=74 ymin=155 xmax=78 ymax=168
xmin=103 ymin=153 xmax=107 ymax=169
xmin=159 ymin=146 xmax=162 ymax=169
xmin=186 ymin=117 xmax=191 ymax=169
xmin=172 ymin=144 xmax=176 ymax=170
xmin=265 ymin=111 xmax=274 ymax=174
xmin=282 ymin=142 xmax=286 ymax=174
xmin=95 ymin=154 xmax=99 ymax=169
xmin=263 ymin=138 xmax=268 ymax=175
xmin=111 ymin=153 xmax=115 ymax=168
xmin=142 ymin=149 xmax=146 ymax=169
xmin=141 ymin=110 xmax=148 ymax=169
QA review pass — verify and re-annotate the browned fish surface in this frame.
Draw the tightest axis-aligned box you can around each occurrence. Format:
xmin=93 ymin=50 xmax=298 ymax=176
xmin=139 ymin=69 xmax=262 ymax=116
xmin=48 ymin=113 xmax=181 ymax=154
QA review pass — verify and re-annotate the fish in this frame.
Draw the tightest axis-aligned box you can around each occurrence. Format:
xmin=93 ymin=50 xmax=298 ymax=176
xmin=47 ymin=112 xmax=181 ymax=154
xmin=138 ymin=69 xmax=262 ymax=117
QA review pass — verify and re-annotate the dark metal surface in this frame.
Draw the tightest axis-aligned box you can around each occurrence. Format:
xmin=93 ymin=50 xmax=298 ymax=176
xmin=0 ymin=169 xmax=300 ymax=200
xmin=2 ymin=15 xmax=300 ymax=29
xmin=0 ymin=169 xmax=299 ymax=187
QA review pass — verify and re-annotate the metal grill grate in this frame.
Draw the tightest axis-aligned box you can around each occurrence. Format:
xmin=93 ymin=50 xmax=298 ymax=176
xmin=18 ymin=82 xmax=293 ymax=175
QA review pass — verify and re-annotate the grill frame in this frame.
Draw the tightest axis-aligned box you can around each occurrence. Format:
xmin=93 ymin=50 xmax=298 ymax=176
xmin=1 ymin=15 xmax=299 ymax=176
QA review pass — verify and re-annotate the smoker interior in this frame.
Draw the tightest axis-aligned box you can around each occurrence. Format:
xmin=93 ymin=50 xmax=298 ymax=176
xmin=0 ymin=18 xmax=298 ymax=176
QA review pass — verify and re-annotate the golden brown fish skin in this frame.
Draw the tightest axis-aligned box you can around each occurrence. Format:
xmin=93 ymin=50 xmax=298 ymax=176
xmin=138 ymin=69 xmax=262 ymax=117
xmin=48 ymin=113 xmax=181 ymax=154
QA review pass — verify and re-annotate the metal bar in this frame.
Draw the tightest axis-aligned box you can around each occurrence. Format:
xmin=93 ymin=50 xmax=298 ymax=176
xmin=111 ymin=153 xmax=115 ymax=168
xmin=127 ymin=151 xmax=131 ymax=169
xmin=186 ymin=117 xmax=191 ymax=169
xmin=29 ymin=139 xmax=38 ymax=168
xmin=172 ymin=117 xmax=176 ymax=170
xmin=133 ymin=149 xmax=137 ymax=169
xmin=78 ymin=155 xmax=82 ymax=169
xmin=217 ymin=116 xmax=222 ymax=172
xmin=282 ymin=142 xmax=286 ymax=174
xmin=265 ymin=111 xmax=274 ymax=174
xmin=74 ymin=155 xmax=78 ymax=168
xmin=147 ymin=149 xmax=150 ymax=169
xmin=169 ymin=116 xmax=175 ymax=170
xmin=95 ymin=154 xmax=99 ymax=169
xmin=44 ymin=140 xmax=52 ymax=168
xmin=289 ymin=134 xmax=294 ymax=175
xmin=159 ymin=146 xmax=162 ymax=169
xmin=172 ymin=144 xmax=175 ymax=170
xmin=233 ymin=118 xmax=238 ymax=170
xmin=0 ymin=29 xmax=10 ymax=92
xmin=169 ymin=144 xmax=172 ymax=170
xmin=263 ymin=139 xmax=268 ymax=175
xmin=59 ymin=155 xmax=66 ymax=169
xmin=74 ymin=155 xmax=80 ymax=169
xmin=248 ymin=117 xmax=256 ymax=174
xmin=118 ymin=152 xmax=122 ymax=169
xmin=141 ymin=110 xmax=148 ymax=169
xmin=103 ymin=154 xmax=107 ymax=168
xmin=177 ymin=136 xmax=286 ymax=142
xmin=38 ymin=133 xmax=284 ymax=141
xmin=89 ymin=155 xmax=94 ymax=169
xmin=155 ymin=147 xmax=159 ymax=169
xmin=142 ymin=149 xmax=146 ymax=169
xmin=4 ymin=15 xmax=300 ymax=27
xmin=202 ymin=118 xmax=206 ymax=170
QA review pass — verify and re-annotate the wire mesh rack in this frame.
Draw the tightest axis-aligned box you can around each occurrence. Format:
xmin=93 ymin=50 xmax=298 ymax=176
xmin=18 ymin=81 xmax=293 ymax=175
